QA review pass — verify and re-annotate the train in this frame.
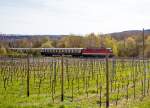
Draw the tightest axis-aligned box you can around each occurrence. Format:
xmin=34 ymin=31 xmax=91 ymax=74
xmin=9 ymin=48 xmax=113 ymax=58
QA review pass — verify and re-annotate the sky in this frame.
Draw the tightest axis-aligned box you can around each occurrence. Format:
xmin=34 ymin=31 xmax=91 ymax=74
xmin=0 ymin=0 xmax=150 ymax=35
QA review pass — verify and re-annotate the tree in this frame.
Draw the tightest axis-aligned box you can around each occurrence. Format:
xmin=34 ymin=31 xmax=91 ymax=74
xmin=144 ymin=46 xmax=150 ymax=57
xmin=144 ymin=36 xmax=150 ymax=57
xmin=0 ymin=46 xmax=7 ymax=55
xmin=65 ymin=35 xmax=83 ymax=48
xmin=31 ymin=37 xmax=43 ymax=48
xmin=117 ymin=40 xmax=126 ymax=57
xmin=15 ymin=39 xmax=33 ymax=48
xmin=57 ymin=35 xmax=83 ymax=48
xmin=57 ymin=37 xmax=67 ymax=48
xmin=104 ymin=35 xmax=119 ymax=56
xmin=41 ymin=41 xmax=53 ymax=48
xmin=41 ymin=37 xmax=50 ymax=43
xmin=83 ymin=33 xmax=100 ymax=48
xmin=125 ymin=37 xmax=137 ymax=57
xmin=40 ymin=37 xmax=54 ymax=48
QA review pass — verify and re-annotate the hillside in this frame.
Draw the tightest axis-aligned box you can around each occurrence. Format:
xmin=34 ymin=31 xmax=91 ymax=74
xmin=1 ymin=29 xmax=150 ymax=41
xmin=0 ymin=34 xmax=62 ymax=41
xmin=109 ymin=29 xmax=150 ymax=39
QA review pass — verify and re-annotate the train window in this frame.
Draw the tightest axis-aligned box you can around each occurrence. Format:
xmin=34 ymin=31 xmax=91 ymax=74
xmin=76 ymin=49 xmax=78 ymax=53
xmin=78 ymin=49 xmax=80 ymax=53
xmin=57 ymin=49 xmax=59 ymax=53
xmin=68 ymin=49 xmax=70 ymax=53
xmin=65 ymin=49 xmax=67 ymax=53
xmin=78 ymin=49 xmax=81 ymax=53
xmin=62 ymin=49 xmax=64 ymax=53
xmin=76 ymin=49 xmax=79 ymax=53
xmin=51 ymin=49 xmax=53 ymax=53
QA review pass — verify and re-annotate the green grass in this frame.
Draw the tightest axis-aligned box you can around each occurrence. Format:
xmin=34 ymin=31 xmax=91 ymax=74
xmin=0 ymin=57 xmax=150 ymax=108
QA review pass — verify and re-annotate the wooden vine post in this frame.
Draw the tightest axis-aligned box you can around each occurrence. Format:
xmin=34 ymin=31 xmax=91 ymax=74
xmin=61 ymin=55 xmax=64 ymax=101
xmin=142 ymin=28 xmax=146 ymax=96
xmin=106 ymin=54 xmax=109 ymax=108
xmin=27 ymin=53 xmax=30 ymax=97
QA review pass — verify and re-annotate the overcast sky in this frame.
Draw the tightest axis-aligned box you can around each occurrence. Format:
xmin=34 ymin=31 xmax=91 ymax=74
xmin=0 ymin=0 xmax=150 ymax=35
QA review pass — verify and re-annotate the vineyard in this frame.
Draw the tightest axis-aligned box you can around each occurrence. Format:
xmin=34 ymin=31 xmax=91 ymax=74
xmin=0 ymin=56 xmax=150 ymax=108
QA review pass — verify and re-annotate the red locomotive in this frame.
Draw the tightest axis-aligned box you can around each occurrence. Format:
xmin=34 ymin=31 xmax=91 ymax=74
xmin=81 ymin=48 xmax=112 ymax=57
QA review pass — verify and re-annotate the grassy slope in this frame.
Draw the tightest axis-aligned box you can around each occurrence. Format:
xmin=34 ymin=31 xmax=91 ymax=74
xmin=127 ymin=96 xmax=150 ymax=108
